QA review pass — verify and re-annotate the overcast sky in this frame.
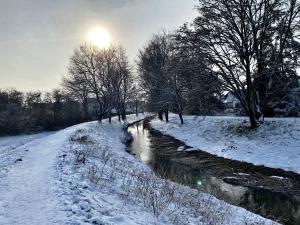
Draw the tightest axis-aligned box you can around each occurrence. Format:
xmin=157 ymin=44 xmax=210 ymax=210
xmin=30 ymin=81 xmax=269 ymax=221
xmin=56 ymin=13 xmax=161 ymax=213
xmin=0 ymin=0 xmax=198 ymax=91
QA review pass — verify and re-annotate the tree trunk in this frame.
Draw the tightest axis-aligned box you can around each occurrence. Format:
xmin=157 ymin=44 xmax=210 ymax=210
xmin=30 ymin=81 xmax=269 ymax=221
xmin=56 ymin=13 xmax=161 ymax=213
xmin=83 ymin=102 xmax=88 ymax=121
xmin=178 ymin=112 xmax=184 ymax=124
xmin=246 ymin=90 xmax=259 ymax=129
xmin=108 ymin=110 xmax=112 ymax=123
xmin=98 ymin=114 xmax=102 ymax=123
xmin=158 ymin=111 xmax=163 ymax=120
xmin=164 ymin=108 xmax=169 ymax=123
xmin=96 ymin=95 xmax=103 ymax=123
xmin=135 ymin=101 xmax=138 ymax=116
xmin=248 ymin=110 xmax=258 ymax=129
xmin=245 ymin=57 xmax=259 ymax=129
xmin=121 ymin=110 xmax=126 ymax=121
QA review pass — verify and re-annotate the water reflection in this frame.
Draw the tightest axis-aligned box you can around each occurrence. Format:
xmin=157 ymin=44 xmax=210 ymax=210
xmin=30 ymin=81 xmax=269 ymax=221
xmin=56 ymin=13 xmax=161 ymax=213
xmin=129 ymin=123 xmax=152 ymax=163
xmin=127 ymin=122 xmax=300 ymax=225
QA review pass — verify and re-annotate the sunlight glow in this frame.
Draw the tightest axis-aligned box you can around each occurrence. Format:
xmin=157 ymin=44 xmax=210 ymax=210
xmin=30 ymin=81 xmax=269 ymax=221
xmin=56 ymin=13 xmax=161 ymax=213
xmin=196 ymin=180 xmax=203 ymax=188
xmin=87 ymin=27 xmax=111 ymax=49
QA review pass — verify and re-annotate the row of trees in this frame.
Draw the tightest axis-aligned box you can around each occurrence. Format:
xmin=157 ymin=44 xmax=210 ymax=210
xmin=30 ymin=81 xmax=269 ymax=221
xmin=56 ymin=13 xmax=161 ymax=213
xmin=0 ymin=89 xmax=83 ymax=135
xmin=138 ymin=0 xmax=300 ymax=127
xmin=137 ymin=33 xmax=224 ymax=124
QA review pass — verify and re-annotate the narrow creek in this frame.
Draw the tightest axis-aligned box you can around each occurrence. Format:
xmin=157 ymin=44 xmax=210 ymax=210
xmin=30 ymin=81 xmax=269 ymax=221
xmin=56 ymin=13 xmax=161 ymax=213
xmin=127 ymin=118 xmax=300 ymax=225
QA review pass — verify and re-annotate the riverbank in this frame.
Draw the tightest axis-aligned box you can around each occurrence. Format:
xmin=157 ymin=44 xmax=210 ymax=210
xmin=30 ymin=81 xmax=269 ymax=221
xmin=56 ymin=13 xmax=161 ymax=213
xmin=151 ymin=114 xmax=300 ymax=174
xmin=59 ymin=116 xmax=278 ymax=225
xmin=139 ymin=118 xmax=299 ymax=224
xmin=0 ymin=114 xmax=280 ymax=225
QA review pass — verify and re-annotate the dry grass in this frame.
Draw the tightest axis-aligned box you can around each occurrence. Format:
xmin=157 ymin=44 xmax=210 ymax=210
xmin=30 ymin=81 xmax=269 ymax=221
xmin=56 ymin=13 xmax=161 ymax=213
xmin=67 ymin=128 xmax=278 ymax=225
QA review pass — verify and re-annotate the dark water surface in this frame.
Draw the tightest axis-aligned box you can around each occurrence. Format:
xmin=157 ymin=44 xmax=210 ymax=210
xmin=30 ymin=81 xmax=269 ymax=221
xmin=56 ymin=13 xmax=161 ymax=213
xmin=127 ymin=121 xmax=300 ymax=225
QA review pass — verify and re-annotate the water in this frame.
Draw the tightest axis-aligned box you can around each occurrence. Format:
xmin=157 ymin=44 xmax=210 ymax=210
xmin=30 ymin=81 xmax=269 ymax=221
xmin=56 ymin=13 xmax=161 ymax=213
xmin=127 ymin=121 xmax=300 ymax=225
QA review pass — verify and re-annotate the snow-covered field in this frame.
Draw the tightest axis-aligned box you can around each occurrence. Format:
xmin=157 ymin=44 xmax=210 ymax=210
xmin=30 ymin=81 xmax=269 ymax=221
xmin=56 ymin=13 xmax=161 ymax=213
xmin=151 ymin=114 xmax=300 ymax=174
xmin=0 ymin=114 xmax=279 ymax=225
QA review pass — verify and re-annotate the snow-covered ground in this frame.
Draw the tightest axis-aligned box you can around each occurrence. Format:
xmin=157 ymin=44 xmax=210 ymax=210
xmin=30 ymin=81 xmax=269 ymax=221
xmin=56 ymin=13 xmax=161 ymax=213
xmin=151 ymin=114 xmax=300 ymax=174
xmin=0 ymin=114 xmax=279 ymax=225
xmin=0 ymin=132 xmax=54 ymax=178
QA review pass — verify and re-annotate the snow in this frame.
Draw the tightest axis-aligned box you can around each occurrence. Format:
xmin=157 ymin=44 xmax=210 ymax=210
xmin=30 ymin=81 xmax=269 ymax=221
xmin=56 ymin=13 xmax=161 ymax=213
xmin=270 ymin=176 xmax=288 ymax=180
xmin=0 ymin=132 xmax=54 ymax=178
xmin=0 ymin=128 xmax=77 ymax=225
xmin=151 ymin=114 xmax=300 ymax=174
xmin=0 ymin=113 xmax=280 ymax=225
xmin=235 ymin=173 xmax=250 ymax=176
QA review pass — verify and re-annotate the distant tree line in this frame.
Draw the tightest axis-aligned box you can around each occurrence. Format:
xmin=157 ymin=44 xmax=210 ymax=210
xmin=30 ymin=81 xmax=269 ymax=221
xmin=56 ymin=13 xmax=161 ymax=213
xmin=137 ymin=0 xmax=300 ymax=127
xmin=0 ymin=88 xmax=83 ymax=135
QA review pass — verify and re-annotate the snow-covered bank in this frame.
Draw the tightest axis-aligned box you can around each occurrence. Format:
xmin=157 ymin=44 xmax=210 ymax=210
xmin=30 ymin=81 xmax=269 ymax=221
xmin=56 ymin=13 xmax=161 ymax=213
xmin=151 ymin=114 xmax=300 ymax=174
xmin=58 ymin=117 xmax=278 ymax=225
xmin=0 ymin=114 xmax=279 ymax=225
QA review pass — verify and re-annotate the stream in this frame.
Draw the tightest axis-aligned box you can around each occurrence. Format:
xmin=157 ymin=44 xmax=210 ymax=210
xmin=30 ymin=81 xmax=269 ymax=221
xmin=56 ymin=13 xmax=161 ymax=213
xmin=127 ymin=119 xmax=300 ymax=225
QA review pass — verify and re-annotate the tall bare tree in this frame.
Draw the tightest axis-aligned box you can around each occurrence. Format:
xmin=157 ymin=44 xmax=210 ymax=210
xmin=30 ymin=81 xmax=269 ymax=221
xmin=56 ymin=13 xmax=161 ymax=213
xmin=137 ymin=33 xmax=172 ymax=121
xmin=192 ymin=0 xmax=300 ymax=128
xmin=67 ymin=44 xmax=132 ymax=122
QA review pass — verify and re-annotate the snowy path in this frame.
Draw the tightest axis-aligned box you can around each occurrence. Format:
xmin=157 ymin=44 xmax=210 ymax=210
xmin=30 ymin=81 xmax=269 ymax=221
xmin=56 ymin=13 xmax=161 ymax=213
xmin=0 ymin=132 xmax=55 ymax=178
xmin=0 ymin=128 xmax=77 ymax=225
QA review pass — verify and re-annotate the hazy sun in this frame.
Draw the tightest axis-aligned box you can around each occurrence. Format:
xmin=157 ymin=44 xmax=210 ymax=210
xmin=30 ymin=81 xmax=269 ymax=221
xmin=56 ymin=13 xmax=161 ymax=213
xmin=87 ymin=27 xmax=110 ymax=49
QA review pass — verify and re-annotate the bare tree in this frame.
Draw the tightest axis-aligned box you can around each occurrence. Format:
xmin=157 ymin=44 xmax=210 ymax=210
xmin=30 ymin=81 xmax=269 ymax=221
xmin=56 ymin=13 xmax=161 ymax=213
xmin=67 ymin=44 xmax=132 ymax=122
xmin=108 ymin=47 xmax=133 ymax=121
xmin=68 ymin=44 xmax=110 ymax=122
xmin=63 ymin=71 xmax=90 ymax=121
xmin=138 ymin=31 xmax=223 ymax=124
xmin=191 ymin=0 xmax=300 ymax=128
xmin=137 ymin=33 xmax=172 ymax=122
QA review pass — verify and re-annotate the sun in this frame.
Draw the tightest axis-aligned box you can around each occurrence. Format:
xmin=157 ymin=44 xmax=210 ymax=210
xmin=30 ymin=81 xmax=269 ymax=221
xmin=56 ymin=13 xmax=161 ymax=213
xmin=87 ymin=27 xmax=111 ymax=49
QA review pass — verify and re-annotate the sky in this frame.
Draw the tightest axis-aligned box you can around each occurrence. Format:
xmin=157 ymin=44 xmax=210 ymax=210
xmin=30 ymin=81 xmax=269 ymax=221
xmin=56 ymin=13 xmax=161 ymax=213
xmin=0 ymin=0 xmax=198 ymax=91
